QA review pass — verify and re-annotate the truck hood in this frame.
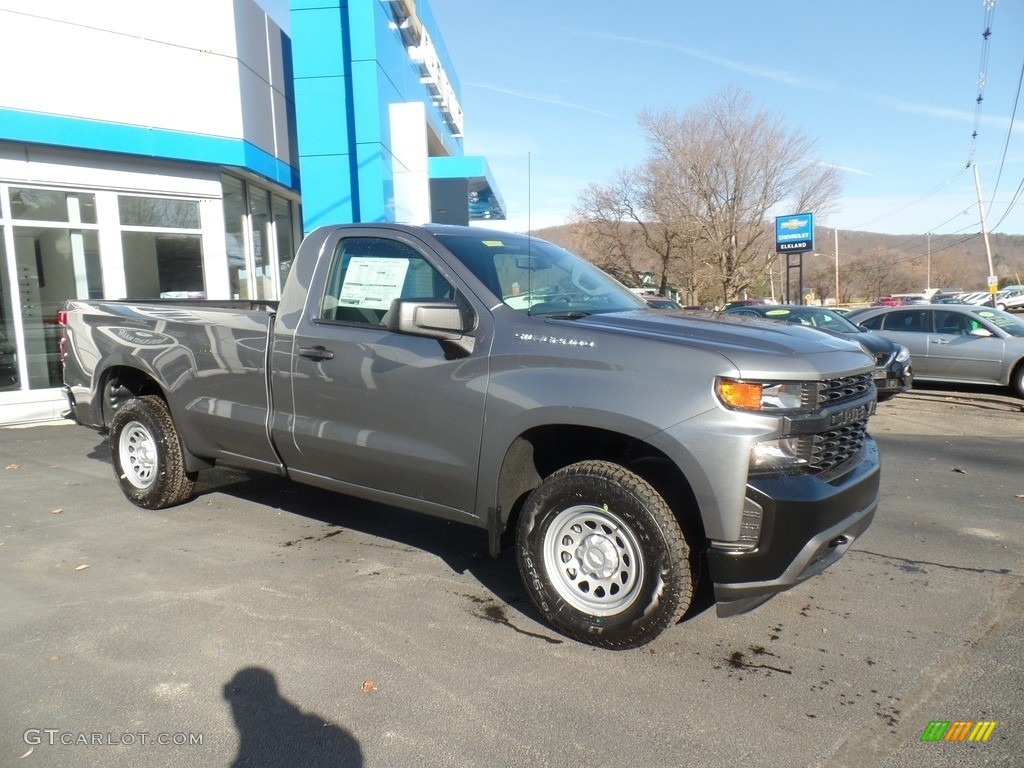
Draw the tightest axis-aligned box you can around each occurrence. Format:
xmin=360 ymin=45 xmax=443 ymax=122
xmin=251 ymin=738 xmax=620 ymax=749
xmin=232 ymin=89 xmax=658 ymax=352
xmin=567 ymin=310 xmax=874 ymax=379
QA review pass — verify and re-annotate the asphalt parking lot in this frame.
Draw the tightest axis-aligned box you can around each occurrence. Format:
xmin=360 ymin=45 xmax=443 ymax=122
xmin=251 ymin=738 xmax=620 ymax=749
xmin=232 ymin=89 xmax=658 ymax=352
xmin=2 ymin=385 xmax=1022 ymax=767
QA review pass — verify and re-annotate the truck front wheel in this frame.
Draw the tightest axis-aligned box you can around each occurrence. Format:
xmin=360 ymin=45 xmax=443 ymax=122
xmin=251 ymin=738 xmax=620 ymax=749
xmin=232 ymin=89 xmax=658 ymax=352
xmin=516 ymin=460 xmax=695 ymax=648
xmin=108 ymin=395 xmax=196 ymax=509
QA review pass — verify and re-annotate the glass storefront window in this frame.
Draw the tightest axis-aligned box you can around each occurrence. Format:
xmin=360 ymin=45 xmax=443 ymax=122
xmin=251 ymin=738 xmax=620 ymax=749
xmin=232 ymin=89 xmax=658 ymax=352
xmin=122 ymin=232 xmax=205 ymax=298
xmin=9 ymin=188 xmax=97 ymax=224
xmin=273 ymin=195 xmax=295 ymax=288
xmin=249 ymin=186 xmax=273 ymax=299
xmin=221 ymin=175 xmax=297 ymax=301
xmin=223 ymin=175 xmax=248 ymax=299
xmin=119 ymin=195 xmax=205 ymax=299
xmin=13 ymin=226 xmax=102 ymax=389
xmin=119 ymin=196 xmax=200 ymax=229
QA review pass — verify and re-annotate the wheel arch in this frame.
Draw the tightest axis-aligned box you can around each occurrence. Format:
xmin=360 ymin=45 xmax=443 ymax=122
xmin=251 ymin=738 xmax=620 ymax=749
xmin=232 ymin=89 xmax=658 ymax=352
xmin=97 ymin=364 xmax=166 ymax=428
xmin=491 ymin=424 xmax=705 ymax=555
xmin=97 ymin=364 xmax=213 ymax=473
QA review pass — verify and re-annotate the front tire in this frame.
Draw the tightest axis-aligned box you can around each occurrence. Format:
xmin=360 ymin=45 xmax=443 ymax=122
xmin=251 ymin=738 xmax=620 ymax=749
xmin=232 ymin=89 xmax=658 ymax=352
xmin=1012 ymin=362 xmax=1024 ymax=399
xmin=108 ymin=395 xmax=196 ymax=509
xmin=516 ymin=460 xmax=695 ymax=649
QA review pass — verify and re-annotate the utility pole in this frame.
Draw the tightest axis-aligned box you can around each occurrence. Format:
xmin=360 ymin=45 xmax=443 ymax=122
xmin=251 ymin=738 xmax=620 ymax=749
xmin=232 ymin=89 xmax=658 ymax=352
xmin=833 ymin=228 xmax=840 ymax=306
xmin=973 ymin=165 xmax=997 ymax=305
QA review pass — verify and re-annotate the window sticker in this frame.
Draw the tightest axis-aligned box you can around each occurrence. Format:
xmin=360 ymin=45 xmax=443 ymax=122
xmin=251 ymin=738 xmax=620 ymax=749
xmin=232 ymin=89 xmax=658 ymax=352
xmin=482 ymin=240 xmax=504 ymax=247
xmin=765 ymin=309 xmax=791 ymax=316
xmin=339 ymin=257 xmax=410 ymax=310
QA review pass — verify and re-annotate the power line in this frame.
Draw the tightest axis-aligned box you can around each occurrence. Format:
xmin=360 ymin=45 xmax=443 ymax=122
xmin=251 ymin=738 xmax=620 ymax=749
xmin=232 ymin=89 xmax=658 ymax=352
xmin=854 ymin=2 xmax=1003 ymax=237
xmin=966 ymin=0 xmax=998 ymax=169
xmin=986 ymin=50 xmax=1024 ymax=229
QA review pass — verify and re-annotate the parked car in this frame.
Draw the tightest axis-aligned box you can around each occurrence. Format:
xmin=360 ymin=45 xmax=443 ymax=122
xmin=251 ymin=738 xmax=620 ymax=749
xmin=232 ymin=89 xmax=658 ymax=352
xmin=872 ymin=296 xmax=905 ymax=307
xmin=954 ymin=291 xmax=993 ymax=306
xmin=721 ymin=298 xmax=776 ymax=310
xmin=722 ymin=304 xmax=912 ymax=401
xmin=845 ymin=304 xmax=1024 ymax=397
xmin=643 ymin=295 xmax=681 ymax=309
xmin=995 ymin=286 xmax=1024 ymax=313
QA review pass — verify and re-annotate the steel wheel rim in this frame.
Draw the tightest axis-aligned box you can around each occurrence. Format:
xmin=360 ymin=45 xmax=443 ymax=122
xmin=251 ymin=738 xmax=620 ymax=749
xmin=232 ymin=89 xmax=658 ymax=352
xmin=119 ymin=421 xmax=158 ymax=490
xmin=542 ymin=504 xmax=644 ymax=616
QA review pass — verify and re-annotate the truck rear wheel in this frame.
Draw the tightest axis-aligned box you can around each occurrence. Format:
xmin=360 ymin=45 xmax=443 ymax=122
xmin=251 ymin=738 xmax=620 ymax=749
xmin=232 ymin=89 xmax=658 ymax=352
xmin=516 ymin=460 xmax=695 ymax=648
xmin=109 ymin=395 xmax=196 ymax=509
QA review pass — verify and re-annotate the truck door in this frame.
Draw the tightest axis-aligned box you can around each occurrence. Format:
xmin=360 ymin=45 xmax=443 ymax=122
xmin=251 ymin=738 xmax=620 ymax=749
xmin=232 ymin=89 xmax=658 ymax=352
xmin=275 ymin=233 xmax=489 ymax=519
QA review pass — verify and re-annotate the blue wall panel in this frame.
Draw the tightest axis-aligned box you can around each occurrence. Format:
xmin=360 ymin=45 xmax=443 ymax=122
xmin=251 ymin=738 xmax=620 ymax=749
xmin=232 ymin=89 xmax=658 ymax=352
xmin=290 ymin=5 xmax=347 ymax=79
xmin=291 ymin=0 xmax=485 ymax=232
xmin=0 ymin=107 xmax=299 ymax=189
xmin=293 ymin=77 xmax=352 ymax=156
xmin=300 ymin=154 xmax=357 ymax=231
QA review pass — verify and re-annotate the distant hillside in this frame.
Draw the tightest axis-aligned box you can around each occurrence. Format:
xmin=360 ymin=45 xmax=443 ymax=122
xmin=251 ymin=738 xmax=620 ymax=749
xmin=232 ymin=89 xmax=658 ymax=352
xmin=532 ymin=223 xmax=1024 ymax=298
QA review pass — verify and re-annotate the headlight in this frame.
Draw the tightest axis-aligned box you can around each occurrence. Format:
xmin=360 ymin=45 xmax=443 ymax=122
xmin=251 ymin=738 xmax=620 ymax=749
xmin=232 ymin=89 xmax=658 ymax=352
xmin=716 ymin=378 xmax=810 ymax=411
xmin=895 ymin=345 xmax=911 ymax=363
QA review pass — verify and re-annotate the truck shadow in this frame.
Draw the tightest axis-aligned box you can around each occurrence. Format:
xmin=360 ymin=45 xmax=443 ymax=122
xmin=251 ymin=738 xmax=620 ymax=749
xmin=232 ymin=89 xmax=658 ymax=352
xmin=85 ymin=434 xmax=715 ymax=639
xmin=191 ymin=463 xmax=716 ymax=635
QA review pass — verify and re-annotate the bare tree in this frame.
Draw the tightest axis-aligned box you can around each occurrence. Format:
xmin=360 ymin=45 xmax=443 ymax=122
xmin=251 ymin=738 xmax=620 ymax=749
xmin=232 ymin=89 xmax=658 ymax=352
xmin=640 ymin=87 xmax=841 ymax=302
xmin=570 ymin=170 xmax=701 ymax=296
xmin=569 ymin=174 xmax=654 ymax=287
xmin=843 ymin=248 xmax=919 ymax=300
xmin=573 ymin=86 xmax=842 ymax=305
xmin=928 ymin=252 xmax=976 ymax=292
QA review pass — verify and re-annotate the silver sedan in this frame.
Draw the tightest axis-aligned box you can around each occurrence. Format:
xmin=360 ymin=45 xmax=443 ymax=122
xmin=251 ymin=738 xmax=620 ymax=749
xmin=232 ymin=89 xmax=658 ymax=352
xmin=845 ymin=304 xmax=1024 ymax=397
xmin=995 ymin=286 xmax=1024 ymax=312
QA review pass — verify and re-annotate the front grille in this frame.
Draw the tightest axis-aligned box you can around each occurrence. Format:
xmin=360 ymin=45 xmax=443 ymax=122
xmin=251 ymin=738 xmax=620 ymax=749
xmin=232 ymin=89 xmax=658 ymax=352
xmin=800 ymin=372 xmax=874 ymax=473
xmin=805 ymin=420 xmax=870 ymax=473
xmin=816 ymin=373 xmax=873 ymax=406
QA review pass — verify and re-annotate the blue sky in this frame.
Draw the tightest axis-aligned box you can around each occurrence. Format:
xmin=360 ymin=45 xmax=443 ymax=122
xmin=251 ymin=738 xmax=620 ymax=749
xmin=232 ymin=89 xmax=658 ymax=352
xmin=262 ymin=1 xmax=1024 ymax=237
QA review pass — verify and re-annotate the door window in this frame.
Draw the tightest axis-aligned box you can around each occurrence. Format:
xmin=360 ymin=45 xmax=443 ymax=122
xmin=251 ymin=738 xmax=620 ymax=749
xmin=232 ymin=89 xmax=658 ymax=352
xmin=933 ymin=310 xmax=973 ymax=335
xmin=881 ymin=309 xmax=928 ymax=333
xmin=319 ymin=237 xmax=454 ymax=326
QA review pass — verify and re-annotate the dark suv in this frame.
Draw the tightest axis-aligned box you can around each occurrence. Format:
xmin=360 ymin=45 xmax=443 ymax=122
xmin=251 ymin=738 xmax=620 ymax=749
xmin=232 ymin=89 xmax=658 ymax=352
xmin=722 ymin=304 xmax=912 ymax=400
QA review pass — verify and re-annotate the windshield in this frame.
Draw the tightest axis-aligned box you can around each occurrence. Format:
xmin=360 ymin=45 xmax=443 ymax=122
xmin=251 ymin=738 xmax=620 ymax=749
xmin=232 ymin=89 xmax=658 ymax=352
xmin=434 ymin=233 xmax=647 ymax=315
xmin=970 ymin=307 xmax=1024 ymax=337
xmin=758 ymin=307 xmax=863 ymax=333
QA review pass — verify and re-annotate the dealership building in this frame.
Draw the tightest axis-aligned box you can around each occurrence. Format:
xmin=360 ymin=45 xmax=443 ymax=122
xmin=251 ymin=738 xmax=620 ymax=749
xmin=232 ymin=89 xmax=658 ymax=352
xmin=0 ymin=0 xmax=504 ymax=424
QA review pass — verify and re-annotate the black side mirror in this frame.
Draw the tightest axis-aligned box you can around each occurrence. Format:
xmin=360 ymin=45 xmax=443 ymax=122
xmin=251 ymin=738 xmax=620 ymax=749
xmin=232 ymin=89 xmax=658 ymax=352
xmin=386 ymin=299 xmax=475 ymax=356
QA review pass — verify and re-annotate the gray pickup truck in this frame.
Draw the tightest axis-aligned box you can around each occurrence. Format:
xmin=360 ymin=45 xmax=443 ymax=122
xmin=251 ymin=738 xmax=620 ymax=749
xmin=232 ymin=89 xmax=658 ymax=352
xmin=60 ymin=223 xmax=880 ymax=648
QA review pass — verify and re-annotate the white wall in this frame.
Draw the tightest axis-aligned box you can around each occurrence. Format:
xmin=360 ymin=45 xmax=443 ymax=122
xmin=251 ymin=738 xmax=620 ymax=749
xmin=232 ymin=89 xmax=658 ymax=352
xmin=0 ymin=0 xmax=293 ymax=164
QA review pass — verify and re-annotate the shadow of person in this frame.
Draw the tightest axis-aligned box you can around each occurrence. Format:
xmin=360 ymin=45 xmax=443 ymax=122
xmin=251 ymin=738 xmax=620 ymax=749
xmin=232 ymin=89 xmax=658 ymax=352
xmin=223 ymin=666 xmax=363 ymax=767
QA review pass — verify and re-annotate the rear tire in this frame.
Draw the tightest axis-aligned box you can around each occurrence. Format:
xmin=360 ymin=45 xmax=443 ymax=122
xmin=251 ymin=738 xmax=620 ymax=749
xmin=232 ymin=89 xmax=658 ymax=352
xmin=109 ymin=395 xmax=196 ymax=509
xmin=516 ymin=460 xmax=695 ymax=649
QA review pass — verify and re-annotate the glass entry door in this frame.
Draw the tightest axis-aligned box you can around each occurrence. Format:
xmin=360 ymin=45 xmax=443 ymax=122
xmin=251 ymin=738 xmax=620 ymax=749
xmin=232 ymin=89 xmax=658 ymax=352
xmin=13 ymin=226 xmax=102 ymax=388
xmin=0 ymin=235 xmax=19 ymax=392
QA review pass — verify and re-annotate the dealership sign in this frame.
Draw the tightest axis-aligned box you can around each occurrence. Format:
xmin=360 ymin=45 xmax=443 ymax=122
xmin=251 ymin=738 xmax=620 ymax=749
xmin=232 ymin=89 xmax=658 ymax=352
xmin=775 ymin=213 xmax=814 ymax=253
